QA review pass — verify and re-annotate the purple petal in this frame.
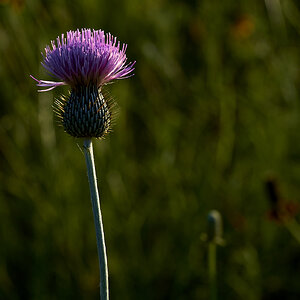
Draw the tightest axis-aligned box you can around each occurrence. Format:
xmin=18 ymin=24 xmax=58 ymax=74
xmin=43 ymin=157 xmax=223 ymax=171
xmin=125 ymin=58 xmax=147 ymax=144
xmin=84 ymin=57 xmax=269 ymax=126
xmin=33 ymin=29 xmax=135 ymax=91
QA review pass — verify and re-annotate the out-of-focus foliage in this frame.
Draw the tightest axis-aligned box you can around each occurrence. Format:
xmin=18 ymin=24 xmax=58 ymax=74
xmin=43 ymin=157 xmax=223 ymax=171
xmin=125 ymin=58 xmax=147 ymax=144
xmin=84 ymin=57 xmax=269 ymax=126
xmin=0 ymin=0 xmax=300 ymax=299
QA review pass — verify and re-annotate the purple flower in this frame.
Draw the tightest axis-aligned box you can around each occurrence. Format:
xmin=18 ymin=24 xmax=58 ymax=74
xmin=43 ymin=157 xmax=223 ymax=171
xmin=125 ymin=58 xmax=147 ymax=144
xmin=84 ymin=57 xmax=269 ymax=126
xmin=31 ymin=28 xmax=135 ymax=92
xmin=31 ymin=29 xmax=135 ymax=138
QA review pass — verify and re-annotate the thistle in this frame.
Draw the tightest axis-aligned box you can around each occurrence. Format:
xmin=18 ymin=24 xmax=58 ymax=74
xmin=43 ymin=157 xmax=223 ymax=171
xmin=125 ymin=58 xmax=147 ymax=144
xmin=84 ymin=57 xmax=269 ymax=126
xmin=31 ymin=28 xmax=135 ymax=300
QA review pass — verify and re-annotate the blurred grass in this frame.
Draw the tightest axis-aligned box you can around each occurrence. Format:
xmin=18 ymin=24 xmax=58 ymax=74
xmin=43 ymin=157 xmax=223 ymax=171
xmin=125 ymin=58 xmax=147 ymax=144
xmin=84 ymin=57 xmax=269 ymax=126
xmin=0 ymin=0 xmax=300 ymax=299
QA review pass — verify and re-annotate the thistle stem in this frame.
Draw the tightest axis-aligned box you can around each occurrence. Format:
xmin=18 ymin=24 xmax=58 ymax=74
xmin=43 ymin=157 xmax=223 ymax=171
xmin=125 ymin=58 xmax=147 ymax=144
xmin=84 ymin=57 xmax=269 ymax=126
xmin=83 ymin=139 xmax=109 ymax=300
xmin=208 ymin=242 xmax=217 ymax=300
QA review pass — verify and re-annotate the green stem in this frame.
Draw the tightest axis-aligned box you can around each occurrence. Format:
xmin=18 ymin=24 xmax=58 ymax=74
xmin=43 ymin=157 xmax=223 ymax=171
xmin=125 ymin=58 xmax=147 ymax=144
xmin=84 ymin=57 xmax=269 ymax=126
xmin=83 ymin=139 xmax=109 ymax=300
xmin=208 ymin=242 xmax=217 ymax=300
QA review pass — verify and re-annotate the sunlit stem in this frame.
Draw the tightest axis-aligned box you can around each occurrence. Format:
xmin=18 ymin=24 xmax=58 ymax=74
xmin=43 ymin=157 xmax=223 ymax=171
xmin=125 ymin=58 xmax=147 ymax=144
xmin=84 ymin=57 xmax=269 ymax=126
xmin=207 ymin=210 xmax=223 ymax=300
xmin=208 ymin=242 xmax=217 ymax=300
xmin=83 ymin=139 xmax=109 ymax=300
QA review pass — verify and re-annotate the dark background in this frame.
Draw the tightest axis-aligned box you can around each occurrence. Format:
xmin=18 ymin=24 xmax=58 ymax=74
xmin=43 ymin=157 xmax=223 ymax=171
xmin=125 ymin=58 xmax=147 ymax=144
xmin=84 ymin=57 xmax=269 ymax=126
xmin=0 ymin=0 xmax=300 ymax=299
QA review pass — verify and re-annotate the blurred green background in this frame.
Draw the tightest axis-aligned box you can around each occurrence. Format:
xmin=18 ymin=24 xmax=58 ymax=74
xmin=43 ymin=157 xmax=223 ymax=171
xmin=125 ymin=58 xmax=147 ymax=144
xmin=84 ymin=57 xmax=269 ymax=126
xmin=1 ymin=0 xmax=300 ymax=299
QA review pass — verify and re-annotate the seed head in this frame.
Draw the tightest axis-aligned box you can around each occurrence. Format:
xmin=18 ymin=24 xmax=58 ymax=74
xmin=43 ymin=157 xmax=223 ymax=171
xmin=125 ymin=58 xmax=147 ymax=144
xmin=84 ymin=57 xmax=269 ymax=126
xmin=54 ymin=85 xmax=118 ymax=138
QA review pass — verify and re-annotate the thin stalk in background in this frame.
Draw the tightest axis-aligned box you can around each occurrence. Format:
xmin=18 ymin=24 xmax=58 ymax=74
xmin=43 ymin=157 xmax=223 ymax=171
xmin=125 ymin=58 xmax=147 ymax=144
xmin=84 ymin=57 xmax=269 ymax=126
xmin=208 ymin=242 xmax=217 ymax=300
xmin=83 ymin=138 xmax=109 ymax=300
xmin=207 ymin=210 xmax=224 ymax=300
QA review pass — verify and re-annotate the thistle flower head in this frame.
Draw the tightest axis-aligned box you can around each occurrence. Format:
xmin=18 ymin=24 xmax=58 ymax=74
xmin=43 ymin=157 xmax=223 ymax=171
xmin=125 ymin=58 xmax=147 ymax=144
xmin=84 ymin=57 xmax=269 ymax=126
xmin=32 ymin=28 xmax=135 ymax=91
xmin=31 ymin=28 xmax=135 ymax=138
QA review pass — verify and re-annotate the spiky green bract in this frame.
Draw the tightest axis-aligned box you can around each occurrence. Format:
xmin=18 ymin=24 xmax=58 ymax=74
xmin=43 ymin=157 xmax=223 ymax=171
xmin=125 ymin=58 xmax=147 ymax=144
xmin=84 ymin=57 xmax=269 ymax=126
xmin=54 ymin=85 xmax=117 ymax=139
